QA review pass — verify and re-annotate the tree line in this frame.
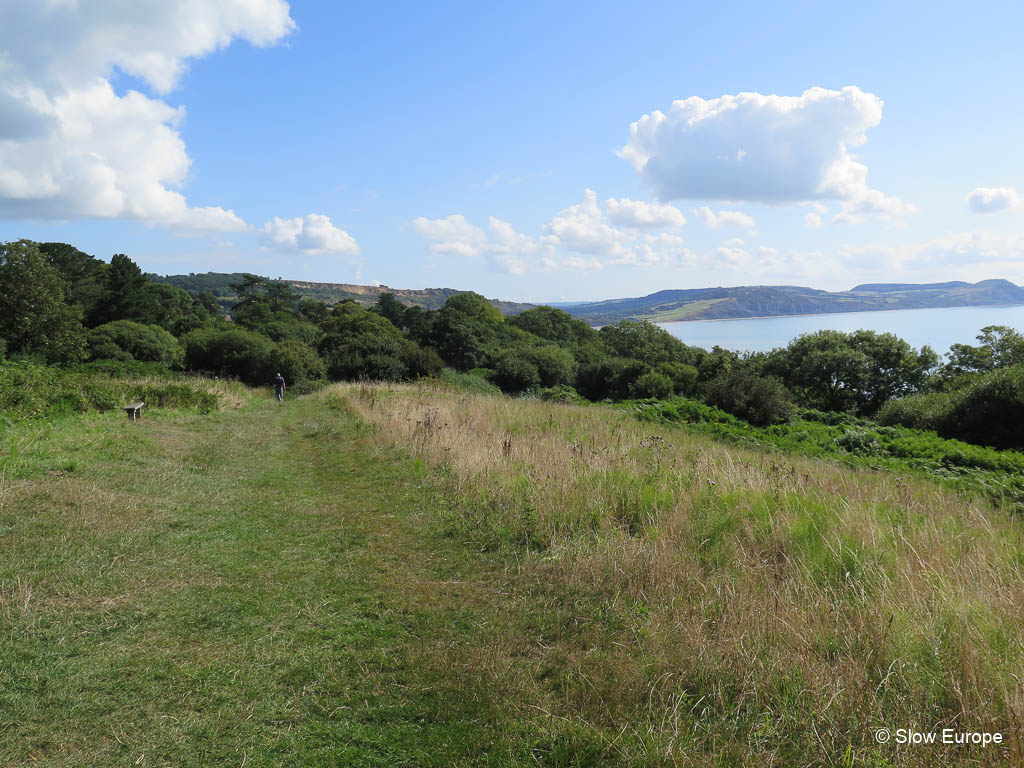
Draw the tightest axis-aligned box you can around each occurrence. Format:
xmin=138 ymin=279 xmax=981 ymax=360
xmin=1 ymin=239 xmax=1022 ymax=449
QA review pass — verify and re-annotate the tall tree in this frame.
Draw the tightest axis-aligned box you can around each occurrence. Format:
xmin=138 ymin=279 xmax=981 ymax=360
xmin=0 ymin=240 xmax=86 ymax=363
xmin=37 ymin=241 xmax=108 ymax=317
xmin=91 ymin=253 xmax=149 ymax=325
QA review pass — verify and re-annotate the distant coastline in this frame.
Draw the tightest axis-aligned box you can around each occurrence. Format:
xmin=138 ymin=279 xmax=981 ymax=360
xmin=560 ymin=280 xmax=1024 ymax=326
xmin=658 ymin=301 xmax=1024 ymax=324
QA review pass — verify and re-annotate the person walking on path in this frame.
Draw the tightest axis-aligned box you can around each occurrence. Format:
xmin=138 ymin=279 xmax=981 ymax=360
xmin=273 ymin=372 xmax=286 ymax=403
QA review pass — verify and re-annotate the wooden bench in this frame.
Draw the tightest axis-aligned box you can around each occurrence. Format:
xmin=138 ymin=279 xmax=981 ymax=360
xmin=123 ymin=401 xmax=145 ymax=421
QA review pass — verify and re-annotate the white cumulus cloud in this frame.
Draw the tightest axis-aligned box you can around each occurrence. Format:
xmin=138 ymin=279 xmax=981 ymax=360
xmin=411 ymin=214 xmax=537 ymax=274
xmin=967 ymin=187 xmax=1020 ymax=214
xmin=842 ymin=230 xmax=1024 ymax=272
xmin=411 ymin=214 xmax=487 ymax=257
xmin=605 ymin=197 xmax=686 ymax=228
xmin=542 ymin=189 xmax=633 ymax=255
xmin=693 ymin=206 xmax=756 ymax=229
xmin=413 ymin=190 xmax=699 ymax=274
xmin=0 ymin=0 xmax=294 ymax=231
xmin=619 ymin=86 xmax=914 ymax=222
xmin=262 ymin=214 xmax=359 ymax=256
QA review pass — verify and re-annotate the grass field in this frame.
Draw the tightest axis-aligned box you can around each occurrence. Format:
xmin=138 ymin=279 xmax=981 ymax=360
xmin=2 ymin=383 xmax=1022 ymax=766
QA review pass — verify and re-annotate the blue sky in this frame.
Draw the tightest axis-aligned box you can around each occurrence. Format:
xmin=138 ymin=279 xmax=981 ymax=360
xmin=1 ymin=0 xmax=1023 ymax=301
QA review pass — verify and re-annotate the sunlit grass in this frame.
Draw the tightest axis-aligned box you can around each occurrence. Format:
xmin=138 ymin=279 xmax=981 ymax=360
xmin=339 ymin=381 xmax=1024 ymax=766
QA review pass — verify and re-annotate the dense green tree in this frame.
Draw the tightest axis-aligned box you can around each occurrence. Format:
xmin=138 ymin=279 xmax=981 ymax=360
xmin=296 ymin=297 xmax=330 ymax=325
xmin=630 ymin=370 xmax=674 ymax=399
xmin=768 ymin=330 xmax=937 ymax=415
xmin=401 ymin=343 xmax=444 ymax=379
xmin=527 ymin=344 xmax=575 ymax=388
xmin=136 ymin=283 xmax=212 ymax=335
xmin=509 ymin=306 xmax=594 ymax=348
xmin=945 ymin=325 xmax=1024 ymax=377
xmin=599 ymin=320 xmax=703 ymax=368
xmin=0 ymin=240 xmax=87 ymax=364
xmin=576 ymin=357 xmax=648 ymax=401
xmin=403 ymin=305 xmax=437 ymax=347
xmin=510 ymin=306 xmax=605 ymax=367
xmin=87 ymin=320 xmax=184 ymax=368
xmin=702 ymin=368 xmax=794 ymax=426
xmin=432 ymin=292 xmax=504 ymax=370
xmin=92 ymin=253 xmax=149 ymax=325
xmin=318 ymin=303 xmax=408 ymax=381
xmin=181 ymin=327 xmax=275 ymax=384
xmin=197 ymin=290 xmax=223 ymax=315
xmin=492 ymin=349 xmax=541 ymax=394
xmin=374 ymin=292 xmax=408 ymax=329
xmin=697 ymin=346 xmax=740 ymax=381
xmin=38 ymin=242 xmax=108 ymax=316
xmin=654 ymin=362 xmax=699 ymax=395
xmin=269 ymin=340 xmax=326 ymax=385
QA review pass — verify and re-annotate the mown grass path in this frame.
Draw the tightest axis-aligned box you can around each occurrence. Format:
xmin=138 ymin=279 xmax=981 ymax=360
xmin=1 ymin=396 xmax=536 ymax=767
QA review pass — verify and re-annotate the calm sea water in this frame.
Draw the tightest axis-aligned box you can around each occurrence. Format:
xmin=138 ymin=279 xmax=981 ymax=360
xmin=658 ymin=305 xmax=1024 ymax=354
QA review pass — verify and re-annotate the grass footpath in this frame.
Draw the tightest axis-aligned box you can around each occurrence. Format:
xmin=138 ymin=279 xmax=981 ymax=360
xmin=4 ymin=386 xmax=1023 ymax=766
xmin=0 ymin=394 xmax=562 ymax=766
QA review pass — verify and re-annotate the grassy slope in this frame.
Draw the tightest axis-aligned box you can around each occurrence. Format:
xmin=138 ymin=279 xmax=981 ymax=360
xmin=1 ymin=396 xmax=539 ymax=766
xmin=2 ymin=386 xmax=1023 ymax=766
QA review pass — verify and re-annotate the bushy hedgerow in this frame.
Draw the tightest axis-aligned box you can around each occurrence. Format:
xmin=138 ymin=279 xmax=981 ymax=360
xmin=87 ymin=320 xmax=184 ymax=368
xmin=878 ymin=365 xmax=1024 ymax=450
xmin=181 ymin=326 xmax=275 ymax=385
xmin=401 ymin=343 xmax=445 ymax=379
xmin=876 ymin=392 xmax=957 ymax=432
xmin=702 ymin=368 xmax=794 ymax=426
xmin=492 ymin=349 xmax=541 ymax=394
xmin=269 ymin=340 xmax=325 ymax=385
xmin=941 ymin=365 xmax=1024 ymax=449
xmin=438 ymin=368 xmax=502 ymax=395
xmin=576 ymin=357 xmax=648 ymax=401
xmin=319 ymin=303 xmax=408 ymax=381
xmin=537 ymin=385 xmax=585 ymax=404
xmin=629 ymin=371 xmax=674 ymax=400
xmin=0 ymin=361 xmax=217 ymax=419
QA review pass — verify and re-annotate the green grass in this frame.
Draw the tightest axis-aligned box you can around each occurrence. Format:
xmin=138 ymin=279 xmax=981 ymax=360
xmin=624 ymin=396 xmax=1024 ymax=511
xmin=4 ymin=384 xmax=1023 ymax=766
xmin=1 ymin=398 xmax=521 ymax=765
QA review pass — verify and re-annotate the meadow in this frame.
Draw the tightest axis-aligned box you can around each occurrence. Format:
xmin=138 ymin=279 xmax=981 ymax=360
xmin=1 ymin=379 xmax=1022 ymax=766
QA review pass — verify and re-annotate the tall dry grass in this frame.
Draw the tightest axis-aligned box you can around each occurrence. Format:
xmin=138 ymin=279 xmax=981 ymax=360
xmin=334 ymin=381 xmax=1024 ymax=766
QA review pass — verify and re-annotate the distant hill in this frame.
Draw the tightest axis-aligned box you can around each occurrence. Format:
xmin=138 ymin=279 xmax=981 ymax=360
xmin=148 ymin=272 xmax=534 ymax=316
xmin=560 ymin=280 xmax=1024 ymax=325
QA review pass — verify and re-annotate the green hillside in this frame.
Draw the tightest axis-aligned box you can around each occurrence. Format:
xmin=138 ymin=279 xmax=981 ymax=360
xmin=148 ymin=271 xmax=534 ymax=315
xmin=564 ymin=280 xmax=1024 ymax=325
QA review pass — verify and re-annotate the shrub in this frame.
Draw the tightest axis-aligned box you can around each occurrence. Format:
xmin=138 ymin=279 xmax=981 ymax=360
xmin=576 ymin=357 xmax=648 ymax=401
xmin=438 ymin=368 xmax=502 ymax=395
xmin=527 ymin=345 xmax=575 ymax=388
xmin=181 ymin=326 xmax=275 ymax=385
xmin=655 ymin=362 xmax=699 ymax=395
xmin=401 ymin=343 xmax=445 ymax=379
xmin=876 ymin=392 xmax=956 ymax=431
xmin=629 ymin=371 xmax=674 ymax=399
xmin=87 ymin=320 xmax=184 ymax=368
xmin=538 ymin=385 xmax=585 ymax=404
xmin=878 ymin=366 xmax=1024 ymax=450
xmin=319 ymin=303 xmax=407 ymax=381
xmin=702 ymin=368 xmax=794 ymax=426
xmin=493 ymin=349 xmax=541 ymax=394
xmin=942 ymin=365 xmax=1024 ymax=450
xmin=269 ymin=340 xmax=325 ymax=385
xmin=833 ymin=429 xmax=885 ymax=457
xmin=0 ymin=361 xmax=217 ymax=419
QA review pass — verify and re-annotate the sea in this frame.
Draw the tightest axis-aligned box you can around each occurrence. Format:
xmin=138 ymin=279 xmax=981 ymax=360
xmin=658 ymin=304 xmax=1024 ymax=355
